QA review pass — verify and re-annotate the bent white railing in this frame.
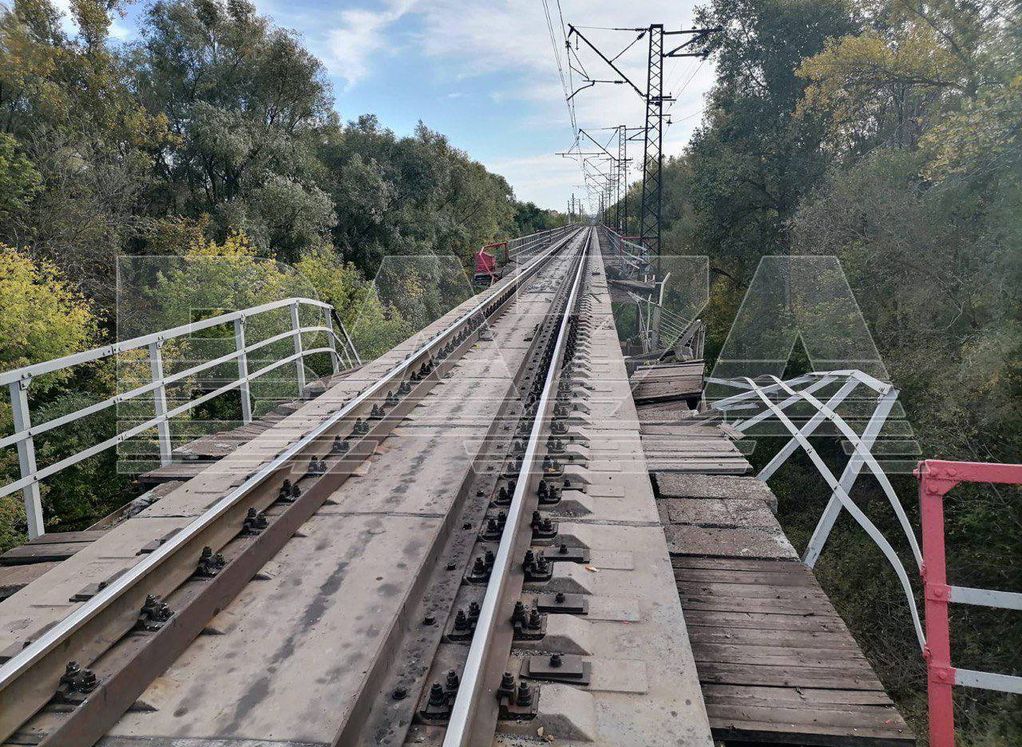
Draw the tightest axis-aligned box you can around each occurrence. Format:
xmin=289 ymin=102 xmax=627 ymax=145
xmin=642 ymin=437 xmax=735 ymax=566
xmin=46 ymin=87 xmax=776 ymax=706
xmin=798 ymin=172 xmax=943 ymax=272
xmin=711 ymin=371 xmax=926 ymax=649
xmin=0 ymin=297 xmax=360 ymax=538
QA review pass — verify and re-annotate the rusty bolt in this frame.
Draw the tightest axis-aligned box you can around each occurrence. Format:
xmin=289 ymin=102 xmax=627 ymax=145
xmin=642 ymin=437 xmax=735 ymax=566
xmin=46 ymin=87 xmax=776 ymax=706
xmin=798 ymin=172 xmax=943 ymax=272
xmin=428 ymin=682 xmax=446 ymax=706
xmin=516 ymin=681 xmax=532 ymax=707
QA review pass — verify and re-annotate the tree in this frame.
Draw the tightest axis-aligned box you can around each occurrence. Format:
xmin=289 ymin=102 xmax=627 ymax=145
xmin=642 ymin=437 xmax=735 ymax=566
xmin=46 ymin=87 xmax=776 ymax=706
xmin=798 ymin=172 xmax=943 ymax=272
xmin=0 ymin=246 xmax=97 ymax=389
xmin=0 ymin=0 xmax=169 ymax=309
xmin=0 ymin=133 xmax=41 ymax=222
xmin=133 ymin=0 xmax=338 ymax=260
xmin=0 ymin=246 xmax=99 ymax=549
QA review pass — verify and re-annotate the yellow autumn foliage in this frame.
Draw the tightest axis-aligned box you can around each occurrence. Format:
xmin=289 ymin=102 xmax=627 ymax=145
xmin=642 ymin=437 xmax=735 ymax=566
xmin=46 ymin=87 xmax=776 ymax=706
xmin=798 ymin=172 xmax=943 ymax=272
xmin=0 ymin=245 xmax=97 ymax=392
xmin=797 ymin=24 xmax=964 ymax=129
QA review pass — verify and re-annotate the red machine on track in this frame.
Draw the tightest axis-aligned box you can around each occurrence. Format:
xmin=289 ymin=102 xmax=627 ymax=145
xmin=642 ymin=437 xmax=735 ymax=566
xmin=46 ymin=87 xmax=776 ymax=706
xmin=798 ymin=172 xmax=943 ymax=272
xmin=473 ymin=241 xmax=508 ymax=288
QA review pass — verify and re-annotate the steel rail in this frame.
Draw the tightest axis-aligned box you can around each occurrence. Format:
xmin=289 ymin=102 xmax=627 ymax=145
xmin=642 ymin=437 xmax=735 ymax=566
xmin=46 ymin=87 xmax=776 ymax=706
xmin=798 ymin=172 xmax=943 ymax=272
xmin=0 ymin=226 xmax=582 ymax=738
xmin=443 ymin=228 xmax=591 ymax=746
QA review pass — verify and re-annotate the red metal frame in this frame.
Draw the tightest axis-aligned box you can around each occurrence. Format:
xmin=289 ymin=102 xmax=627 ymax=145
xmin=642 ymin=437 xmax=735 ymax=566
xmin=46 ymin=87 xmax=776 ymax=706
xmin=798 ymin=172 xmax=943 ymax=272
xmin=915 ymin=459 xmax=1022 ymax=747
xmin=483 ymin=240 xmax=509 ymax=265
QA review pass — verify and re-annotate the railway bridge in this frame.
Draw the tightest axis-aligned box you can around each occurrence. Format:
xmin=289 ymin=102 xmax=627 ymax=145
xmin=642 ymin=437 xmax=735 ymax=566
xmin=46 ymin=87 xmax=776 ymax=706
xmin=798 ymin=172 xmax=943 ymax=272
xmin=0 ymin=226 xmax=1017 ymax=746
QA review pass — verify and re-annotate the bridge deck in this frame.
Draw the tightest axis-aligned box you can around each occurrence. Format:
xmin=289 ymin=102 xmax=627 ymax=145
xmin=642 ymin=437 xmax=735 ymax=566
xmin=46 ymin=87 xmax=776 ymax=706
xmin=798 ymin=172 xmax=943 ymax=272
xmin=652 ymin=468 xmax=913 ymax=746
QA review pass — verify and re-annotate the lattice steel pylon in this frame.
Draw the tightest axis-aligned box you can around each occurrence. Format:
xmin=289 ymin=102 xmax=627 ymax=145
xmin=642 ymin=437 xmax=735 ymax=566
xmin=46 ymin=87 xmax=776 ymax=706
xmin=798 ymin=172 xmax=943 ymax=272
xmin=613 ymin=124 xmax=621 ymax=228
xmin=565 ymin=23 xmax=718 ymax=263
xmin=639 ymin=25 xmax=664 ymax=263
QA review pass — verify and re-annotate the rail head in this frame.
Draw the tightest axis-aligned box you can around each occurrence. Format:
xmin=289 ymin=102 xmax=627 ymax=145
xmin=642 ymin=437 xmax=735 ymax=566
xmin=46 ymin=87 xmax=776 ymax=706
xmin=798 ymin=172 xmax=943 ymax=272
xmin=443 ymin=227 xmax=592 ymax=746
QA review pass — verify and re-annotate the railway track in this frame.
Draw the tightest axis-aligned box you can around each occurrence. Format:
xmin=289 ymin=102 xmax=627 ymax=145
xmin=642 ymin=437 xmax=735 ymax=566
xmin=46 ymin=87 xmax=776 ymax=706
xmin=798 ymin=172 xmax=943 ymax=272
xmin=0 ymin=226 xmax=596 ymax=744
xmin=1 ymin=225 xmax=713 ymax=746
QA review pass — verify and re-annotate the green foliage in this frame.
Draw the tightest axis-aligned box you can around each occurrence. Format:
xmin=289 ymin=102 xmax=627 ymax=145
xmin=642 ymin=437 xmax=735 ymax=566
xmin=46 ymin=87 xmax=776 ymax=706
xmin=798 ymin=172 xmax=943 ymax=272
xmin=135 ymin=0 xmax=337 ymax=261
xmin=296 ymin=250 xmax=413 ymax=359
xmin=514 ymin=201 xmax=565 ymax=234
xmin=0 ymin=246 xmax=97 ymax=393
xmin=320 ymin=116 xmax=520 ymax=275
xmin=34 ymin=389 xmax=130 ymax=529
xmin=0 ymin=248 xmax=100 ymax=550
xmin=0 ymin=133 xmax=41 ymax=220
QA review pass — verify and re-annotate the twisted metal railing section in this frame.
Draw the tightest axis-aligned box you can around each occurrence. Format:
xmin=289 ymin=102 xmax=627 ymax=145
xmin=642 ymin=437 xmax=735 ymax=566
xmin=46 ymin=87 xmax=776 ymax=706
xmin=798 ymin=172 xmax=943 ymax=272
xmin=711 ymin=371 xmax=926 ymax=648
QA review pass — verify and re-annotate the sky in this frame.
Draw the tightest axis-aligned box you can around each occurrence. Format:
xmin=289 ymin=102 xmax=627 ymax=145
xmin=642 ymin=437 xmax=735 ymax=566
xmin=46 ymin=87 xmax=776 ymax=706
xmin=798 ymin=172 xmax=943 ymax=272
xmin=76 ymin=0 xmax=716 ymax=211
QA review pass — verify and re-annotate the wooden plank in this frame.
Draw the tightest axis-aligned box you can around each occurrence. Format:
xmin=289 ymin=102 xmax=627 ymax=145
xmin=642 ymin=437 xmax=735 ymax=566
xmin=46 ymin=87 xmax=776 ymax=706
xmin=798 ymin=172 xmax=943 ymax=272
xmin=0 ymin=542 xmax=91 ymax=566
xmin=138 ymin=461 xmax=209 ymax=485
xmin=640 ymin=425 xmax=726 ymax=436
xmin=680 ymin=580 xmax=837 ymax=601
xmin=709 ymin=714 xmax=913 ymax=746
xmin=702 ymin=684 xmax=895 ymax=707
xmin=707 ymin=702 xmax=908 ymax=730
xmin=674 ymin=567 xmax=818 ymax=587
xmin=0 ymin=562 xmax=60 ymax=600
xmin=679 ymin=595 xmax=837 ymax=615
xmin=692 ymin=643 xmax=873 ymax=670
xmin=682 ymin=609 xmax=851 ymax=633
xmin=671 ymin=556 xmax=805 ymax=572
xmin=23 ymin=530 xmax=106 ymax=546
xmin=695 ymin=662 xmax=885 ymax=690
xmin=691 ymin=627 xmax=861 ymax=650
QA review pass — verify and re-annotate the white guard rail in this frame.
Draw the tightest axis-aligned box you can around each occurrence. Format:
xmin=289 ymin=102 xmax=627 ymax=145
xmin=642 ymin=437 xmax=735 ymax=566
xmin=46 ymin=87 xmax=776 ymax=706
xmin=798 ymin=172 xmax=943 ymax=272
xmin=0 ymin=297 xmax=360 ymax=538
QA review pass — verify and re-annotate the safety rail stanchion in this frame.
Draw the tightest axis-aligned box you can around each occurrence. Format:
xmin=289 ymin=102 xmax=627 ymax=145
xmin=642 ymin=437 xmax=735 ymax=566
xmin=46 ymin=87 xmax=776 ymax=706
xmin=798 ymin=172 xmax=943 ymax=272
xmin=289 ymin=301 xmax=307 ymax=395
xmin=147 ymin=341 xmax=173 ymax=467
xmin=234 ymin=317 xmax=254 ymax=424
xmin=916 ymin=459 xmax=1022 ymax=747
xmin=7 ymin=378 xmax=43 ymax=539
xmin=323 ymin=306 xmax=340 ymax=373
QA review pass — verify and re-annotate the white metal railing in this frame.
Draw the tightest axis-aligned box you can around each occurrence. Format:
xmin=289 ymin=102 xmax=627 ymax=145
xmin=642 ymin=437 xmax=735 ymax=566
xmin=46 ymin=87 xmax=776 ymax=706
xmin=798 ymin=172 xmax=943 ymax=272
xmin=506 ymin=226 xmax=574 ymax=262
xmin=600 ymin=226 xmax=653 ymax=277
xmin=0 ymin=297 xmax=360 ymax=538
xmin=711 ymin=371 xmax=926 ymax=649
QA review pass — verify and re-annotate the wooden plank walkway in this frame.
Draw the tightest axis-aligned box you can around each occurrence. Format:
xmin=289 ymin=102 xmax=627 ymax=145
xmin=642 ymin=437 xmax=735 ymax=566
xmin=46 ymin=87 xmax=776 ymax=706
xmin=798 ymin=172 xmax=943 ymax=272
xmin=630 ymin=360 xmax=704 ymax=404
xmin=641 ymin=422 xmax=752 ymax=475
xmin=655 ymin=471 xmax=913 ymax=746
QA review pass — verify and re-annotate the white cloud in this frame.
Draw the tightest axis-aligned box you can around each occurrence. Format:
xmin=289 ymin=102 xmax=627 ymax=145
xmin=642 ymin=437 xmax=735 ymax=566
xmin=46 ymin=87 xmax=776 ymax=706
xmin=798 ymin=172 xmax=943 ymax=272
xmin=323 ymin=0 xmax=418 ymax=88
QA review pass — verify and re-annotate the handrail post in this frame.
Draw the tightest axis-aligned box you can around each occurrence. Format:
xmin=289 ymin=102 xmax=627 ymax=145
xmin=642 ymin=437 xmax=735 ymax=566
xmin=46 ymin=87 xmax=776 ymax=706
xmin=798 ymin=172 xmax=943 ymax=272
xmin=324 ymin=306 xmax=340 ymax=374
xmin=9 ymin=379 xmax=44 ymax=538
xmin=147 ymin=341 xmax=173 ymax=467
xmin=918 ymin=464 xmax=955 ymax=747
xmin=233 ymin=318 xmax=253 ymax=425
xmin=290 ymin=301 xmax=307 ymax=396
